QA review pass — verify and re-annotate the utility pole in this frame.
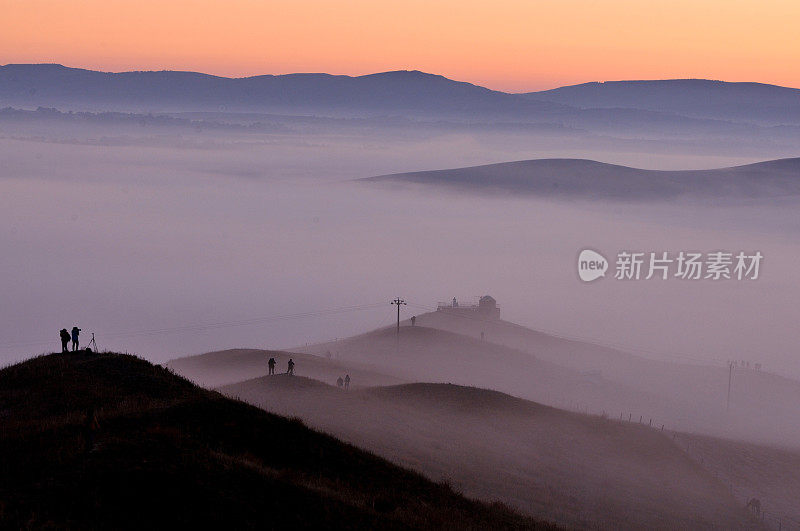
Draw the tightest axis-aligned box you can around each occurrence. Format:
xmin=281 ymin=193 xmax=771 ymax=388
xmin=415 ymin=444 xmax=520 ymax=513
xmin=726 ymin=361 xmax=734 ymax=412
xmin=390 ymin=297 xmax=406 ymax=351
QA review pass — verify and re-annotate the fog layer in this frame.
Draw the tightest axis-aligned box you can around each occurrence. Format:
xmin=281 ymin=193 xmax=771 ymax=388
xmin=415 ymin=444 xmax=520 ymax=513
xmin=1 ymin=116 xmax=798 ymax=385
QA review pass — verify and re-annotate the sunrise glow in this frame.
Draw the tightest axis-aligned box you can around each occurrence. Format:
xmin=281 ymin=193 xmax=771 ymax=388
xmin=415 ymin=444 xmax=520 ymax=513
xmin=3 ymin=0 xmax=799 ymax=91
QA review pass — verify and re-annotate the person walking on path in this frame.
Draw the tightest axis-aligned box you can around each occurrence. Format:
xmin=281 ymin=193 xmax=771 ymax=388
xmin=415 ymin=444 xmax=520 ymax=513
xmin=287 ymin=358 xmax=295 ymax=375
xmin=268 ymin=357 xmax=276 ymax=375
xmin=344 ymin=374 xmax=350 ymax=390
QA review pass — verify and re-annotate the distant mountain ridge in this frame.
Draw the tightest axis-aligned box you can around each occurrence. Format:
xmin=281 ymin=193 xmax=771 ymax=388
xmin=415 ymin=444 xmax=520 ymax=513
xmin=3 ymin=64 xmax=800 ymax=127
xmin=527 ymin=79 xmax=800 ymax=125
xmin=0 ymin=63 xmax=562 ymax=119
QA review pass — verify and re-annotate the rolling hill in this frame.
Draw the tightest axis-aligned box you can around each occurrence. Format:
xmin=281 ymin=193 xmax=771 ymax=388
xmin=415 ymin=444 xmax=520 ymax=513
xmin=167 ymin=347 xmax=402 ymax=388
xmin=219 ymin=375 xmax=762 ymax=529
xmin=288 ymin=319 xmax=800 ymax=449
xmin=403 ymin=311 xmax=800 ymax=449
xmin=171 ymin=327 xmax=694 ymax=437
xmin=361 ymin=157 xmax=800 ymax=201
xmin=169 ymin=320 xmax=800 ymax=450
xmin=0 ymin=350 xmax=552 ymax=529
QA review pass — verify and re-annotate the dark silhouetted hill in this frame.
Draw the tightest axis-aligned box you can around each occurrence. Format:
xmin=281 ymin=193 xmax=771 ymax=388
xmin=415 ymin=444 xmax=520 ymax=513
xmin=0 ymin=350 xmax=553 ymax=529
xmin=362 ymin=157 xmax=800 ymax=201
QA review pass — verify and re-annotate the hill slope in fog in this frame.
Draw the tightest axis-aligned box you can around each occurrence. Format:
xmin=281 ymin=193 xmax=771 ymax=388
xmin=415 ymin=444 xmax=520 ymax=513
xmin=167 ymin=347 xmax=402 ymax=388
xmin=405 ymin=311 xmax=800 ymax=449
xmin=172 ymin=327 xmax=691 ymax=436
xmin=291 ymin=323 xmax=800 ymax=448
xmin=219 ymin=376 xmax=760 ymax=530
xmin=170 ymin=321 xmax=800 ymax=449
xmin=361 ymin=157 xmax=800 ymax=201
xmin=672 ymin=431 xmax=800 ymax=529
xmin=0 ymin=350 xmax=550 ymax=529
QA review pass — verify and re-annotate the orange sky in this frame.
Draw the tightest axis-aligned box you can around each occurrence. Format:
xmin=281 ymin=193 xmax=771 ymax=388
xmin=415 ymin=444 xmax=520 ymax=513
xmin=2 ymin=0 xmax=799 ymax=92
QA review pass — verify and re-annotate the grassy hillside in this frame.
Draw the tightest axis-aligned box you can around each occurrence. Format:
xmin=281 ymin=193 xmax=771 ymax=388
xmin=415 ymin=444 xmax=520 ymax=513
xmin=220 ymin=375 xmax=761 ymax=530
xmin=0 ymin=351 xmax=554 ymax=529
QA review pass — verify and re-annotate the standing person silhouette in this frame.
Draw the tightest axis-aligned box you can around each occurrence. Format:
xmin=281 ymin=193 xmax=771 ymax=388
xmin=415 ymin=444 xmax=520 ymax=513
xmin=287 ymin=358 xmax=295 ymax=375
xmin=344 ymin=374 xmax=350 ymax=389
xmin=71 ymin=326 xmax=81 ymax=351
xmin=267 ymin=357 xmax=276 ymax=375
xmin=59 ymin=329 xmax=70 ymax=353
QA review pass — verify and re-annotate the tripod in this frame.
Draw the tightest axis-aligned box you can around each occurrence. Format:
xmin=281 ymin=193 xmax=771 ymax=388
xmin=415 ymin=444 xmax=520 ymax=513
xmin=87 ymin=333 xmax=98 ymax=352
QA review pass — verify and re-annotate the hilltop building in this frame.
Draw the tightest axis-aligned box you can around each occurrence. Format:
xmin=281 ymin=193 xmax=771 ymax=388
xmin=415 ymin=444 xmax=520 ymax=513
xmin=436 ymin=295 xmax=500 ymax=320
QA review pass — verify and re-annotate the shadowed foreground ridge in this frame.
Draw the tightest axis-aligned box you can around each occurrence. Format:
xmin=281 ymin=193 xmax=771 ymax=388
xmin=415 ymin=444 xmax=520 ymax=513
xmin=0 ymin=351 xmax=555 ymax=530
